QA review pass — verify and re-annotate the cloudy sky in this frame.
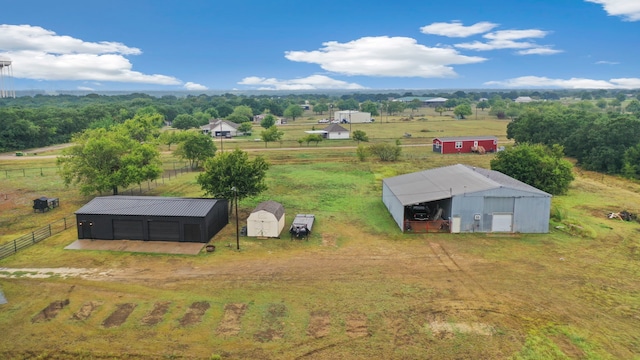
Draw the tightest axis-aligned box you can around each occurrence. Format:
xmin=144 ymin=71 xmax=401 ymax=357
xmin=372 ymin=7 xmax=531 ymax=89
xmin=1 ymin=0 xmax=639 ymax=91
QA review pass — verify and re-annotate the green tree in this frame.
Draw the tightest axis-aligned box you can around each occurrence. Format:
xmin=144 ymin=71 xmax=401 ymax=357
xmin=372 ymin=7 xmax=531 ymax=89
xmin=283 ymin=104 xmax=304 ymax=121
xmin=120 ymin=113 xmax=164 ymax=142
xmin=301 ymin=134 xmax=323 ymax=146
xmin=622 ymin=143 xmax=640 ymax=179
xmin=596 ymin=98 xmax=608 ymax=110
xmin=174 ymin=131 xmax=217 ymax=169
xmin=260 ymin=125 xmax=284 ymax=147
xmin=625 ymin=99 xmax=640 ymax=114
xmin=260 ymin=114 xmax=277 ymax=129
xmin=237 ymin=122 xmax=253 ymax=135
xmin=368 ymin=142 xmax=402 ymax=161
xmin=352 ymin=130 xmax=369 ymax=144
xmin=159 ymin=130 xmax=181 ymax=150
xmin=226 ymin=105 xmax=254 ymax=123
xmin=408 ymin=99 xmax=423 ymax=113
xmin=477 ymin=100 xmax=490 ymax=111
xmin=434 ymin=106 xmax=445 ymax=116
xmin=453 ymin=104 xmax=472 ymax=119
xmin=356 ymin=144 xmax=368 ymax=161
xmin=359 ymin=100 xmax=379 ymax=116
xmin=387 ymin=101 xmax=406 ymax=115
xmin=490 ymin=143 xmax=574 ymax=195
xmin=313 ymin=103 xmax=328 ymax=115
xmin=172 ymin=114 xmax=199 ymax=129
xmin=57 ymin=127 xmax=162 ymax=195
xmin=197 ymin=149 xmax=269 ymax=204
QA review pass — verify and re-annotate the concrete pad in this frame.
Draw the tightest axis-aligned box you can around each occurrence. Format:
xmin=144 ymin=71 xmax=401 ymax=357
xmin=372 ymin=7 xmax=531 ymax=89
xmin=65 ymin=239 xmax=205 ymax=255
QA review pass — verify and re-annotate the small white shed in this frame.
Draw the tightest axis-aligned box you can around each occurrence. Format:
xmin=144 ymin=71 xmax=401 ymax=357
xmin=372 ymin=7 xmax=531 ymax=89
xmin=247 ymin=200 xmax=285 ymax=238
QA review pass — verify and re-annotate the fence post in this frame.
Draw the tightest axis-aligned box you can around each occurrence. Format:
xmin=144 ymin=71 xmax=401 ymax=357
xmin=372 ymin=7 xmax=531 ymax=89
xmin=32 ymin=232 xmax=35 ymax=244
xmin=64 ymin=217 xmax=67 ymax=229
xmin=48 ymin=224 xmax=52 ymax=236
xmin=14 ymin=240 xmax=17 ymax=253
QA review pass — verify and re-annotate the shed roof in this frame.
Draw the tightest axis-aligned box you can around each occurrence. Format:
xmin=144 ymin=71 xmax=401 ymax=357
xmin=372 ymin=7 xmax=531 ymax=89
xmin=323 ymin=123 xmax=349 ymax=132
xmin=75 ymin=196 xmax=221 ymax=217
xmin=383 ymin=164 xmax=550 ymax=206
xmin=434 ymin=135 xmax=498 ymax=142
xmin=251 ymin=200 xmax=284 ymax=220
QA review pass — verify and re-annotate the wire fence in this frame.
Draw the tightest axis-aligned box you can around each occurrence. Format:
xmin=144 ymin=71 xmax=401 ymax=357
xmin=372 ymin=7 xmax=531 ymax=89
xmin=0 ymin=217 xmax=73 ymax=260
xmin=0 ymin=162 xmax=190 ymax=179
xmin=0 ymin=165 xmax=195 ymax=260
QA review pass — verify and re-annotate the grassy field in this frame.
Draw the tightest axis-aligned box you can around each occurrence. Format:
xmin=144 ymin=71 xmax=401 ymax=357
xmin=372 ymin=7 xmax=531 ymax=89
xmin=1 ymin=115 xmax=639 ymax=359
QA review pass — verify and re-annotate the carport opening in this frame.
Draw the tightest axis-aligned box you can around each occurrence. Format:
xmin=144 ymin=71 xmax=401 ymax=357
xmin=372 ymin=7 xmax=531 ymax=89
xmin=403 ymin=199 xmax=451 ymax=233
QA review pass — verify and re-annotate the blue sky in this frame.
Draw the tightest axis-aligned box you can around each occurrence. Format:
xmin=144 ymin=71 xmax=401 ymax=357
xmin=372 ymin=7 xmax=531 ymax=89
xmin=1 ymin=0 xmax=639 ymax=92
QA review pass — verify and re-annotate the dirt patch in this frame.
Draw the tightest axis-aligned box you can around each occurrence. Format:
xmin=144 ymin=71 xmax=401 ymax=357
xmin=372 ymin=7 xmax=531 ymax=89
xmin=140 ymin=301 xmax=171 ymax=326
xmin=550 ymin=334 xmax=586 ymax=359
xmin=102 ymin=303 xmax=137 ymax=328
xmin=307 ymin=310 xmax=331 ymax=338
xmin=31 ymin=299 xmax=70 ymax=323
xmin=428 ymin=321 xmax=494 ymax=338
xmin=70 ymin=301 xmax=103 ymax=321
xmin=216 ymin=303 xmax=248 ymax=336
xmin=321 ymin=233 xmax=337 ymax=247
xmin=345 ymin=312 xmax=369 ymax=338
xmin=254 ymin=303 xmax=287 ymax=342
xmin=179 ymin=301 xmax=210 ymax=327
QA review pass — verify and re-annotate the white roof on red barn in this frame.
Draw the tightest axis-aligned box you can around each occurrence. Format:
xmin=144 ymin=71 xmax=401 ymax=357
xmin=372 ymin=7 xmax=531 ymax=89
xmin=433 ymin=135 xmax=497 ymax=142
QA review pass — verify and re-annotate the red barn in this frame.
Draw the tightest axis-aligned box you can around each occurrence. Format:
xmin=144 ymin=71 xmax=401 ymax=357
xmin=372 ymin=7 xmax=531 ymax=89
xmin=433 ymin=136 xmax=498 ymax=154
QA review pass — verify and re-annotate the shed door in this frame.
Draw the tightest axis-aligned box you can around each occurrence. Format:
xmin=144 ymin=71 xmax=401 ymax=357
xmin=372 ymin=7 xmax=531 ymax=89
xmin=451 ymin=217 xmax=461 ymax=233
xmin=491 ymin=214 xmax=513 ymax=232
xmin=113 ymin=220 xmax=144 ymax=240
xmin=149 ymin=221 xmax=180 ymax=241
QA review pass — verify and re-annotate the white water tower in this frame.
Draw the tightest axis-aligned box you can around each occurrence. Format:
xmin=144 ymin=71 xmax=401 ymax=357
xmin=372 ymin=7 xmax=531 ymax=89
xmin=0 ymin=56 xmax=15 ymax=98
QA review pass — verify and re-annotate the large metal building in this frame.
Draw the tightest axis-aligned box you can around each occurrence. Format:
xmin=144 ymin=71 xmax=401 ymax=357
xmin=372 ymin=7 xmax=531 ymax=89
xmin=75 ymin=196 xmax=228 ymax=243
xmin=382 ymin=164 xmax=552 ymax=233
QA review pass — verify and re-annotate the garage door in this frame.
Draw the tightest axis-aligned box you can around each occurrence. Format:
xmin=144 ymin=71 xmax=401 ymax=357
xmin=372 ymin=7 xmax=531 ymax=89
xmin=149 ymin=221 xmax=180 ymax=241
xmin=113 ymin=220 xmax=144 ymax=240
xmin=491 ymin=213 xmax=513 ymax=232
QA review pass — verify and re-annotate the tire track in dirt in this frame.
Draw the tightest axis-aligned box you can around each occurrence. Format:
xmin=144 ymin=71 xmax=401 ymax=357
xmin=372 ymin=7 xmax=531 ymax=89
xmin=428 ymin=242 xmax=487 ymax=299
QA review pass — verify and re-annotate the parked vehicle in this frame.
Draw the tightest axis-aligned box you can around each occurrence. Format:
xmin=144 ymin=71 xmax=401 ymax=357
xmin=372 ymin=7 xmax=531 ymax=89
xmin=318 ymin=119 xmax=329 ymax=123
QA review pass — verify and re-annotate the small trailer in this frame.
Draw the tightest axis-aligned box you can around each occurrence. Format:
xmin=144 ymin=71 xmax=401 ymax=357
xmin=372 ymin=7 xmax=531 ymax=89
xmin=289 ymin=214 xmax=315 ymax=240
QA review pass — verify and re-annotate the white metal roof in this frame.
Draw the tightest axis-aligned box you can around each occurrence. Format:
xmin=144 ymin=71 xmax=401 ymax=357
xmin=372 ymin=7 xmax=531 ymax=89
xmin=383 ymin=164 xmax=550 ymax=206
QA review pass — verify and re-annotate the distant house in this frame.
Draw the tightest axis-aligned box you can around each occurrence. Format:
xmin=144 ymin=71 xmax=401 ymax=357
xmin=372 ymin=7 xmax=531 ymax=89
xmin=201 ymin=119 xmax=241 ymax=137
xmin=333 ymin=110 xmax=372 ymax=123
xmin=433 ymin=136 xmax=498 ymax=154
xmin=304 ymin=123 xmax=350 ymax=140
xmin=247 ymin=200 xmax=285 ymax=238
xmin=253 ymin=114 xmax=283 ymax=125
xmin=393 ymin=97 xmax=448 ymax=107
xmin=515 ymin=96 xmax=533 ymax=103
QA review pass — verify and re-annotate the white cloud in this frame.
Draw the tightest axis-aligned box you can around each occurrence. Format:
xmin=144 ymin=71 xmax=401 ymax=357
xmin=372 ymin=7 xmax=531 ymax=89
xmin=285 ymin=36 xmax=486 ymax=78
xmin=184 ymin=82 xmax=208 ymax=91
xmin=77 ymin=86 xmax=95 ymax=91
xmin=484 ymin=29 xmax=549 ymax=41
xmin=517 ymin=47 xmax=563 ymax=55
xmin=420 ymin=21 xmax=498 ymax=37
xmin=455 ymin=28 xmax=559 ymax=55
xmin=585 ymin=0 xmax=640 ymax=21
xmin=0 ymin=24 xmax=181 ymax=85
xmin=485 ymin=75 xmax=640 ymax=89
xmin=238 ymin=75 xmax=365 ymax=90
xmin=595 ymin=60 xmax=620 ymax=65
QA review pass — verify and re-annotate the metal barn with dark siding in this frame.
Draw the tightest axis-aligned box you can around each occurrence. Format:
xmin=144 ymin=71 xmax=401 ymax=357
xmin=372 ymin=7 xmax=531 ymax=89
xmin=75 ymin=196 xmax=228 ymax=243
xmin=433 ymin=136 xmax=498 ymax=154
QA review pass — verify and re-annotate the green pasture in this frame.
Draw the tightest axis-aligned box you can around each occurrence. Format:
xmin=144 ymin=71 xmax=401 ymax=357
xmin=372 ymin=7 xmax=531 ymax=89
xmin=0 ymin=116 xmax=639 ymax=359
